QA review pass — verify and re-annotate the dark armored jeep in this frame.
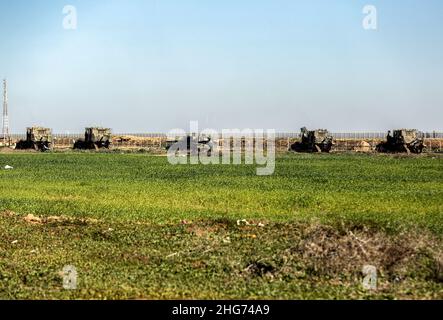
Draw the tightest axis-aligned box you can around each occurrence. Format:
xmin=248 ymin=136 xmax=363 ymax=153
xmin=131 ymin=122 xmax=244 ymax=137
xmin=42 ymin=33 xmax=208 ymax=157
xmin=165 ymin=135 xmax=214 ymax=156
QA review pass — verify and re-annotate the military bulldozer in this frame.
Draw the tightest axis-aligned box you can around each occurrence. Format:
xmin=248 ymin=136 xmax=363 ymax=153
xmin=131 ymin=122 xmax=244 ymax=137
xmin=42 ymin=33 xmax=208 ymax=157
xmin=74 ymin=127 xmax=112 ymax=150
xmin=291 ymin=127 xmax=334 ymax=153
xmin=376 ymin=129 xmax=425 ymax=154
xmin=15 ymin=127 xmax=52 ymax=152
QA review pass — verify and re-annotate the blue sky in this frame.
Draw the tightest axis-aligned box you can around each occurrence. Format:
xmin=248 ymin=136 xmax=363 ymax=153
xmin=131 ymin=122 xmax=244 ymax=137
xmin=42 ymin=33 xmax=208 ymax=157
xmin=0 ymin=0 xmax=442 ymax=132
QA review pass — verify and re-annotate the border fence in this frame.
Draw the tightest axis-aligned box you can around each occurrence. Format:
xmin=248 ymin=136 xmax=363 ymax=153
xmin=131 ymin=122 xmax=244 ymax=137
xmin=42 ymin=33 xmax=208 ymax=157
xmin=9 ymin=131 xmax=443 ymax=140
xmin=5 ymin=131 xmax=443 ymax=152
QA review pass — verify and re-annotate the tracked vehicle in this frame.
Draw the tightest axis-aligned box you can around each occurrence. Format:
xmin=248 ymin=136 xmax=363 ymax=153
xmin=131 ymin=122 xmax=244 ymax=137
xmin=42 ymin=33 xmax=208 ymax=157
xmin=15 ymin=127 xmax=52 ymax=152
xmin=291 ymin=127 xmax=334 ymax=153
xmin=74 ymin=127 xmax=112 ymax=150
xmin=376 ymin=129 xmax=424 ymax=154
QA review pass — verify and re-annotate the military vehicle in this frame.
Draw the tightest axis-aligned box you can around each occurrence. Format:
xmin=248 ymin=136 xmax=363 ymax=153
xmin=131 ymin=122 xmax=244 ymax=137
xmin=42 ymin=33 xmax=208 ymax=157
xmin=74 ymin=127 xmax=112 ymax=150
xmin=15 ymin=127 xmax=52 ymax=152
xmin=376 ymin=129 xmax=425 ymax=154
xmin=165 ymin=135 xmax=215 ymax=156
xmin=291 ymin=127 xmax=334 ymax=153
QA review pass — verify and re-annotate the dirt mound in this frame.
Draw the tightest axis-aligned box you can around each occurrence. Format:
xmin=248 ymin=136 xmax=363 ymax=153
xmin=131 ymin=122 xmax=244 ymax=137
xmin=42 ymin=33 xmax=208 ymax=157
xmin=24 ymin=214 xmax=43 ymax=225
xmin=0 ymin=147 xmax=16 ymax=154
xmin=22 ymin=213 xmax=99 ymax=226
xmin=354 ymin=141 xmax=372 ymax=152
xmin=0 ymin=147 xmax=39 ymax=154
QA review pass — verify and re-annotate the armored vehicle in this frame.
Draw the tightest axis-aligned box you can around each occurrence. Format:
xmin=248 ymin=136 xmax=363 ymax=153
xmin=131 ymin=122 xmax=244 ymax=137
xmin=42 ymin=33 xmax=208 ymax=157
xmin=15 ymin=127 xmax=52 ymax=152
xmin=376 ymin=129 xmax=424 ymax=154
xmin=74 ymin=127 xmax=112 ymax=150
xmin=291 ymin=127 xmax=334 ymax=153
xmin=165 ymin=135 xmax=214 ymax=156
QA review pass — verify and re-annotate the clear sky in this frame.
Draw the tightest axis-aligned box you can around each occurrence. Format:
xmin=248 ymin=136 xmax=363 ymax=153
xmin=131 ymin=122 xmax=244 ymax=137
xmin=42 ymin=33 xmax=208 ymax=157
xmin=0 ymin=0 xmax=442 ymax=133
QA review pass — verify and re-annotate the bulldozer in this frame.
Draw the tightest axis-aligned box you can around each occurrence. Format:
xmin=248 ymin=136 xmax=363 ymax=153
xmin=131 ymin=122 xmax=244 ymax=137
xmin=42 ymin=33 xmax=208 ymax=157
xmin=376 ymin=129 xmax=425 ymax=154
xmin=291 ymin=127 xmax=334 ymax=153
xmin=73 ymin=127 xmax=112 ymax=150
xmin=15 ymin=127 xmax=52 ymax=152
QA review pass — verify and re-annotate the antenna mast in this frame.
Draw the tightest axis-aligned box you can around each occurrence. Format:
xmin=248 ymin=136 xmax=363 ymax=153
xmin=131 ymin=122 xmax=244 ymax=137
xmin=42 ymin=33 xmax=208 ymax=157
xmin=2 ymin=79 xmax=10 ymax=145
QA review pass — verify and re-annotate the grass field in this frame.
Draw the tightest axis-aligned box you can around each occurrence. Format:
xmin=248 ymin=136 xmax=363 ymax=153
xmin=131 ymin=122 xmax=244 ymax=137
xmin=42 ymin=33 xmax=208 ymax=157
xmin=0 ymin=152 xmax=442 ymax=299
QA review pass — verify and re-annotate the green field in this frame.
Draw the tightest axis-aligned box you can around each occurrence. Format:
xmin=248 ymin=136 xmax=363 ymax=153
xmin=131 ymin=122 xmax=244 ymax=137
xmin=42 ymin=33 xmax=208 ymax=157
xmin=0 ymin=152 xmax=442 ymax=299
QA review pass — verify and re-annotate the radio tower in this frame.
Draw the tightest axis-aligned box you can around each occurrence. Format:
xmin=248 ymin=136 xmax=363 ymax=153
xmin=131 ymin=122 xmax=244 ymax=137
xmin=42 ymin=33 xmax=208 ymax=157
xmin=2 ymin=79 xmax=10 ymax=145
